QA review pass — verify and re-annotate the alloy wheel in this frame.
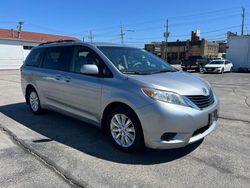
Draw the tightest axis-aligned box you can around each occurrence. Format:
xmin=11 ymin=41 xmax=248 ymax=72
xmin=29 ymin=91 xmax=39 ymax=112
xmin=110 ymin=114 xmax=136 ymax=147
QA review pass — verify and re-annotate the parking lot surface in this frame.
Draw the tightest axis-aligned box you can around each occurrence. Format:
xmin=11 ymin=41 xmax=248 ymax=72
xmin=0 ymin=70 xmax=249 ymax=188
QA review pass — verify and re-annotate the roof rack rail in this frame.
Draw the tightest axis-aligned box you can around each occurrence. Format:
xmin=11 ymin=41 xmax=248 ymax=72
xmin=38 ymin=40 xmax=77 ymax=46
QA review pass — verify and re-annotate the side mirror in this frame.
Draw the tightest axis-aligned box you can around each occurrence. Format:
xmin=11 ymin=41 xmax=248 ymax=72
xmin=80 ymin=64 xmax=99 ymax=75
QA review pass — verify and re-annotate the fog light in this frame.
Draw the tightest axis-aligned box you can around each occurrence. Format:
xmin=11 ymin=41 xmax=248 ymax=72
xmin=161 ymin=133 xmax=177 ymax=141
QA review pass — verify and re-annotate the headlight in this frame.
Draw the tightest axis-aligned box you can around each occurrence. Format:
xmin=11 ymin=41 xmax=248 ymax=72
xmin=142 ymin=88 xmax=198 ymax=109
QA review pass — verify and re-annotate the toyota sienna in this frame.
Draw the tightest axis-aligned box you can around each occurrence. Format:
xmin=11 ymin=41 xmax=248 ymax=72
xmin=21 ymin=40 xmax=219 ymax=152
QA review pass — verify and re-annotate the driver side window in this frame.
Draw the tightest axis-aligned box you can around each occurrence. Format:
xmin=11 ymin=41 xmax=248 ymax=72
xmin=70 ymin=46 xmax=112 ymax=77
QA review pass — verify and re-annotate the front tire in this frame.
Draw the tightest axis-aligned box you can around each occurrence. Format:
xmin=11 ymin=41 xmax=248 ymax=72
xmin=107 ymin=107 xmax=144 ymax=152
xmin=199 ymin=66 xmax=204 ymax=73
xmin=28 ymin=88 xmax=42 ymax=114
xmin=220 ymin=68 xmax=224 ymax=74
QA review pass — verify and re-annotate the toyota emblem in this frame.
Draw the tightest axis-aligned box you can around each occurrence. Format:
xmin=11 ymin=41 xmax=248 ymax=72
xmin=202 ymin=88 xmax=208 ymax=95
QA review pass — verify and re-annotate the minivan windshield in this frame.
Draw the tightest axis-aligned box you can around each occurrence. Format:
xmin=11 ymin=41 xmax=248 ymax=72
xmin=98 ymin=46 xmax=176 ymax=74
xmin=209 ymin=60 xmax=224 ymax=65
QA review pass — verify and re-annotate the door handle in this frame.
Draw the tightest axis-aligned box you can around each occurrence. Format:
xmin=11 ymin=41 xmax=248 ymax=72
xmin=64 ymin=76 xmax=71 ymax=82
xmin=55 ymin=74 xmax=61 ymax=80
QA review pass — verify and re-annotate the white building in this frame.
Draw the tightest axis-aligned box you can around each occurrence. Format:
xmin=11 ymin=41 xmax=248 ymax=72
xmin=0 ymin=29 xmax=78 ymax=69
xmin=227 ymin=35 xmax=250 ymax=72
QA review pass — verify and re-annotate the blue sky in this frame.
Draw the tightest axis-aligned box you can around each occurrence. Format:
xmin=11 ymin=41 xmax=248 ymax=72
xmin=0 ymin=0 xmax=249 ymax=47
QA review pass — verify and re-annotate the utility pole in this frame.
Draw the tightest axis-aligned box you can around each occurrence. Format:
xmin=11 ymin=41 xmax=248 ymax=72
xmin=17 ymin=21 xmax=24 ymax=38
xmin=88 ymin=31 xmax=94 ymax=42
xmin=119 ymin=22 xmax=134 ymax=44
xmin=120 ymin=23 xmax=125 ymax=44
xmin=165 ymin=19 xmax=169 ymax=43
xmin=241 ymin=7 xmax=245 ymax=36
xmin=17 ymin=21 xmax=24 ymax=32
xmin=163 ymin=19 xmax=169 ymax=61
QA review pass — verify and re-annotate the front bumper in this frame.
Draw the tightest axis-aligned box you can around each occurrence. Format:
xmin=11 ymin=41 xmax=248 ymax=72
xmin=203 ymin=68 xmax=222 ymax=73
xmin=135 ymin=95 xmax=219 ymax=149
xmin=181 ymin=65 xmax=199 ymax=69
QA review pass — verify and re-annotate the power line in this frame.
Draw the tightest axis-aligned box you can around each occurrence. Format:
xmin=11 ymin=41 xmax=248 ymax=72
xmin=126 ymin=25 xmax=242 ymax=41
xmin=0 ymin=21 xmax=18 ymax=24
xmin=120 ymin=6 xmax=245 ymax=28
xmin=26 ymin=22 xmax=73 ymax=35
xmin=1 ymin=5 xmax=247 ymax=44
xmin=71 ymin=24 xmax=121 ymax=36
xmin=168 ymin=6 xmax=244 ymax=19
xmin=172 ymin=25 xmax=242 ymax=37
xmin=2 ymin=6 xmax=244 ymax=40
xmin=170 ymin=13 xmax=240 ymax=27
xmin=70 ymin=6 xmax=246 ymax=36
xmin=120 ymin=13 xmax=242 ymax=34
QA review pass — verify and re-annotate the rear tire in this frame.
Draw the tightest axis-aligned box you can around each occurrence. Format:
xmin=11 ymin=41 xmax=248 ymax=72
xmin=106 ymin=107 xmax=144 ymax=152
xmin=230 ymin=67 xmax=233 ymax=72
xmin=27 ymin=88 xmax=42 ymax=114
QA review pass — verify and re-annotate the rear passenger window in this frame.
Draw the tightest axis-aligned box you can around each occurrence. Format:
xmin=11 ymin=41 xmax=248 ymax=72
xmin=25 ymin=49 xmax=44 ymax=67
xmin=42 ymin=46 xmax=73 ymax=71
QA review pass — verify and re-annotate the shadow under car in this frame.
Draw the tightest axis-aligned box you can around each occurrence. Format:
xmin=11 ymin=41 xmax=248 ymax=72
xmin=0 ymin=102 xmax=203 ymax=165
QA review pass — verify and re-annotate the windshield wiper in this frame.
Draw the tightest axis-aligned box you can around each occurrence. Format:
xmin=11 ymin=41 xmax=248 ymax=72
xmin=122 ymin=71 xmax=150 ymax=75
xmin=151 ymin=69 xmax=177 ymax=74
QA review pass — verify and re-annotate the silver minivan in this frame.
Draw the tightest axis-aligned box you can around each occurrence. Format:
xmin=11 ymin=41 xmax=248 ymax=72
xmin=21 ymin=40 xmax=219 ymax=152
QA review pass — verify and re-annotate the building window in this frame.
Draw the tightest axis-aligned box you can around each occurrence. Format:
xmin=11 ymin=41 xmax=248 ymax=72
xmin=23 ymin=46 xmax=34 ymax=50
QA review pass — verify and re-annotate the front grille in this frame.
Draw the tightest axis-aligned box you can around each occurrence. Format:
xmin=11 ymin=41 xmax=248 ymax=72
xmin=205 ymin=68 xmax=216 ymax=71
xmin=186 ymin=91 xmax=214 ymax=109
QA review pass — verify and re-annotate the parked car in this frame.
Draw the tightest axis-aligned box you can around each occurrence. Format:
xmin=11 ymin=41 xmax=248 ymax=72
xmin=204 ymin=59 xmax=233 ymax=74
xmin=21 ymin=40 xmax=219 ymax=152
xmin=181 ymin=56 xmax=209 ymax=72
xmin=169 ymin=60 xmax=182 ymax=65
xmin=211 ymin=57 xmax=224 ymax=60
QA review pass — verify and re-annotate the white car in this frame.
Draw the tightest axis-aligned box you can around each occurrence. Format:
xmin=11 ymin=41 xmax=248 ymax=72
xmin=204 ymin=60 xmax=233 ymax=74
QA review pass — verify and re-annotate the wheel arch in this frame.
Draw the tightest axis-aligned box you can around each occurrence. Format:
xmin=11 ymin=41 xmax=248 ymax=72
xmin=101 ymin=102 xmax=142 ymax=135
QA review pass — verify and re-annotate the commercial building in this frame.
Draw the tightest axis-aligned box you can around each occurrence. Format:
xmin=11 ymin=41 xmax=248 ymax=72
xmin=0 ymin=29 xmax=78 ymax=69
xmin=145 ymin=30 xmax=220 ymax=62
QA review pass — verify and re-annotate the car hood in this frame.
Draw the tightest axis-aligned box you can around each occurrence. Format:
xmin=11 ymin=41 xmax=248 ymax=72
xmin=128 ymin=71 xmax=211 ymax=96
xmin=205 ymin=64 xmax=223 ymax=68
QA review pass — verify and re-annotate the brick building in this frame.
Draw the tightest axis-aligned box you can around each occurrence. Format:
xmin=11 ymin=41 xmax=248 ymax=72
xmin=145 ymin=30 xmax=220 ymax=62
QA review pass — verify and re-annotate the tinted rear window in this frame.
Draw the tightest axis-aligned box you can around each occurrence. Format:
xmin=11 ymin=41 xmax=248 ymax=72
xmin=42 ymin=46 xmax=73 ymax=71
xmin=25 ymin=48 xmax=44 ymax=67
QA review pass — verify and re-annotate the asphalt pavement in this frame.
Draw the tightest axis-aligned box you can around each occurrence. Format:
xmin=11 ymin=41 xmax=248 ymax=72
xmin=0 ymin=70 xmax=249 ymax=188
